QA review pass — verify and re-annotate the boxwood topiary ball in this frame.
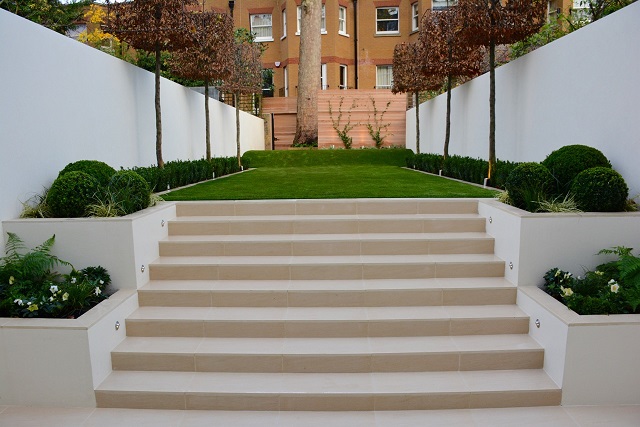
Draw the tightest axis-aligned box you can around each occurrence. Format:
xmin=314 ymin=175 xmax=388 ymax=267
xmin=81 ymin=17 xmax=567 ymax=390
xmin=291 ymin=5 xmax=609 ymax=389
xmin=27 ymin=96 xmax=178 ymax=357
xmin=58 ymin=160 xmax=116 ymax=187
xmin=505 ymin=162 xmax=554 ymax=211
xmin=541 ymin=145 xmax=611 ymax=192
xmin=108 ymin=170 xmax=151 ymax=215
xmin=570 ymin=167 xmax=628 ymax=212
xmin=47 ymin=171 xmax=100 ymax=217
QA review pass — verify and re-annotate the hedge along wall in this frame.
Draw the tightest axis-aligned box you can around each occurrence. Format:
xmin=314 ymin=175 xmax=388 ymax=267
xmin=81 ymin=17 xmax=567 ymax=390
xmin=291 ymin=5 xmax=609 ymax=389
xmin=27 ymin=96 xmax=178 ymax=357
xmin=0 ymin=9 xmax=265 ymax=253
xmin=405 ymin=3 xmax=640 ymax=197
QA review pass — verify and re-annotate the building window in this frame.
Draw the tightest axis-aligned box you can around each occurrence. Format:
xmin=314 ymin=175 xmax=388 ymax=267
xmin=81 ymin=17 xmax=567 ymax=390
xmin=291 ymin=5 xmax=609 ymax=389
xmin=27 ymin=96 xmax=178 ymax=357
xmin=339 ymin=65 xmax=348 ymax=90
xmin=376 ymin=65 xmax=393 ymax=89
xmin=338 ymin=6 xmax=347 ymax=35
xmin=376 ymin=7 xmax=399 ymax=34
xmin=296 ymin=5 xmax=326 ymax=35
xmin=281 ymin=9 xmax=287 ymax=39
xmin=250 ymin=14 xmax=273 ymax=42
xmin=432 ymin=0 xmax=457 ymax=10
xmin=411 ymin=3 xmax=419 ymax=32
xmin=284 ymin=66 xmax=289 ymax=97
xmin=262 ymin=69 xmax=274 ymax=97
xmin=321 ymin=63 xmax=328 ymax=90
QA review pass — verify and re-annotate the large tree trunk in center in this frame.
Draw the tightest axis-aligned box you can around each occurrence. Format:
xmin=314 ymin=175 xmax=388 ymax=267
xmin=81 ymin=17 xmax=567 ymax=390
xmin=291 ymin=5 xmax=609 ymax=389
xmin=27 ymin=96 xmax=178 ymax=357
xmin=155 ymin=43 xmax=164 ymax=168
xmin=293 ymin=0 xmax=322 ymax=147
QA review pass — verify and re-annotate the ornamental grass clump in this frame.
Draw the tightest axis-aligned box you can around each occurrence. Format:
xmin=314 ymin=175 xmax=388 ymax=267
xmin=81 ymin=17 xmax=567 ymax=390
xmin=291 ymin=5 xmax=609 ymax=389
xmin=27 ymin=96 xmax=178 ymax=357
xmin=0 ymin=233 xmax=111 ymax=319
xmin=543 ymin=246 xmax=640 ymax=315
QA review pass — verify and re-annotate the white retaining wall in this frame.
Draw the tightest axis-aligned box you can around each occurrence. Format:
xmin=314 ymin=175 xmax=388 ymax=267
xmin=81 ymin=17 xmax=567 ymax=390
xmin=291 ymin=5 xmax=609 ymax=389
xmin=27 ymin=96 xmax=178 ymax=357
xmin=406 ymin=3 xmax=640 ymax=197
xmin=0 ymin=9 xmax=264 ymax=253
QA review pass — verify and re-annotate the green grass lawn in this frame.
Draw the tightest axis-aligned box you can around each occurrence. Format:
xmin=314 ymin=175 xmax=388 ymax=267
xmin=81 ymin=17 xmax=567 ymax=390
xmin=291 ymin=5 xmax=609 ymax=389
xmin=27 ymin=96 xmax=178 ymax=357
xmin=242 ymin=149 xmax=412 ymax=168
xmin=162 ymin=165 xmax=497 ymax=201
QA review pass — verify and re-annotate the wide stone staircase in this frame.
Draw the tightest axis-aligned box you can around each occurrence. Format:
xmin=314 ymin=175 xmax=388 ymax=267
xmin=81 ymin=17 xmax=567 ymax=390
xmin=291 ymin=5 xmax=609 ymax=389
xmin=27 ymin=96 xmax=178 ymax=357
xmin=95 ymin=199 xmax=561 ymax=411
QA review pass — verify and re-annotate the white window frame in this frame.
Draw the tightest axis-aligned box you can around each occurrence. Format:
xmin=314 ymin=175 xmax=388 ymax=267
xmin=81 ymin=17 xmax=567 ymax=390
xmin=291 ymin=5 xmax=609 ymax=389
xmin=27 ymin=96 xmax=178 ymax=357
xmin=376 ymin=7 xmax=399 ymax=35
xmin=339 ymin=64 xmax=348 ymax=90
xmin=376 ymin=65 xmax=393 ymax=89
xmin=281 ymin=9 xmax=287 ymax=40
xmin=296 ymin=5 xmax=327 ymax=35
xmin=250 ymin=14 xmax=273 ymax=42
xmin=411 ymin=3 xmax=419 ymax=32
xmin=284 ymin=66 xmax=289 ymax=97
xmin=321 ymin=63 xmax=328 ymax=90
xmin=338 ymin=6 xmax=348 ymax=35
xmin=432 ymin=0 xmax=457 ymax=10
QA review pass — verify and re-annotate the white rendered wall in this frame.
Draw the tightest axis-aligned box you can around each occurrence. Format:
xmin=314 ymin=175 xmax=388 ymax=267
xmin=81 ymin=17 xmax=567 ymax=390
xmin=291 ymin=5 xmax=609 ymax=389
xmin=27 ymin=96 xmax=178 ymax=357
xmin=0 ymin=9 xmax=264 ymax=253
xmin=406 ymin=3 xmax=640 ymax=197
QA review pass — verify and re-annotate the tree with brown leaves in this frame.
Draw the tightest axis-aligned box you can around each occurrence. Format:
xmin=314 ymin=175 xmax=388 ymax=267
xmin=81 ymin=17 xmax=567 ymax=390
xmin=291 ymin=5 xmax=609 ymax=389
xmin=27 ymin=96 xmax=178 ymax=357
xmin=220 ymin=39 xmax=262 ymax=168
xmin=458 ymin=0 xmax=546 ymax=182
xmin=293 ymin=0 xmax=322 ymax=147
xmin=169 ymin=11 xmax=234 ymax=161
xmin=105 ymin=0 xmax=198 ymax=168
xmin=392 ymin=42 xmax=443 ymax=155
xmin=420 ymin=8 xmax=484 ymax=160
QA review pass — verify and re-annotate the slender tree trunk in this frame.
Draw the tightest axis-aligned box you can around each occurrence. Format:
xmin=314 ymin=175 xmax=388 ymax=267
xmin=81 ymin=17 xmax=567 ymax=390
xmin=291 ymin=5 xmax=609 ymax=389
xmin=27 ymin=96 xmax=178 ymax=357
xmin=235 ymin=92 xmax=241 ymax=168
xmin=415 ymin=91 xmax=420 ymax=155
xmin=488 ymin=39 xmax=496 ymax=182
xmin=154 ymin=42 xmax=164 ymax=168
xmin=204 ymin=79 xmax=211 ymax=161
xmin=293 ymin=0 xmax=322 ymax=146
xmin=444 ymin=74 xmax=453 ymax=160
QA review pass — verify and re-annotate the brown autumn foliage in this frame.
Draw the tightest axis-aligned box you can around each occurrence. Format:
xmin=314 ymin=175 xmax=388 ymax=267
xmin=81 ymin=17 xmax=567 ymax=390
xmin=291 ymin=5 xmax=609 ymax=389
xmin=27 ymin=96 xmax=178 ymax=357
xmin=420 ymin=8 xmax=484 ymax=160
xmin=457 ymin=0 xmax=546 ymax=181
xmin=105 ymin=0 xmax=198 ymax=168
xmin=220 ymin=40 xmax=263 ymax=168
xmin=392 ymin=42 xmax=443 ymax=155
xmin=169 ymin=11 xmax=234 ymax=160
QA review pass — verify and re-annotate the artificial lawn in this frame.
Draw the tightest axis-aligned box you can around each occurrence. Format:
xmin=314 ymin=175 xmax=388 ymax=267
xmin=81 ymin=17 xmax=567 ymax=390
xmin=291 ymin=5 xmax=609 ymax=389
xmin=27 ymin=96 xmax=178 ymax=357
xmin=162 ymin=165 xmax=497 ymax=200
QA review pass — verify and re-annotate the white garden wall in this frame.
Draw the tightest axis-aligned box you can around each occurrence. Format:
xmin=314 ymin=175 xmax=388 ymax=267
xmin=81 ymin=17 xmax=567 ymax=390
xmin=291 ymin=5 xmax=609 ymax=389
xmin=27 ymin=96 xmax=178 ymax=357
xmin=0 ymin=9 xmax=265 ymax=254
xmin=406 ymin=3 xmax=640 ymax=197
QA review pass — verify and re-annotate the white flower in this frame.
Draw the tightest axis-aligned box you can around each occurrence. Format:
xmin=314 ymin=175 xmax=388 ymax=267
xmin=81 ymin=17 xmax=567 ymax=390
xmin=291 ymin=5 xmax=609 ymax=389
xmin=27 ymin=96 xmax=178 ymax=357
xmin=610 ymin=282 xmax=620 ymax=293
xmin=62 ymin=292 xmax=69 ymax=301
xmin=560 ymin=286 xmax=574 ymax=297
xmin=49 ymin=296 xmax=54 ymax=302
xmin=595 ymin=271 xmax=604 ymax=276
xmin=71 ymin=277 xmax=77 ymax=284
xmin=99 ymin=280 xmax=104 ymax=285
xmin=94 ymin=287 xmax=101 ymax=296
xmin=50 ymin=285 xmax=58 ymax=294
xmin=14 ymin=299 xmax=24 ymax=306
xmin=9 ymin=276 xmax=15 ymax=284
xmin=608 ymin=279 xmax=617 ymax=285
xmin=554 ymin=270 xmax=561 ymax=277
xmin=564 ymin=273 xmax=572 ymax=280
xmin=577 ymin=276 xmax=582 ymax=280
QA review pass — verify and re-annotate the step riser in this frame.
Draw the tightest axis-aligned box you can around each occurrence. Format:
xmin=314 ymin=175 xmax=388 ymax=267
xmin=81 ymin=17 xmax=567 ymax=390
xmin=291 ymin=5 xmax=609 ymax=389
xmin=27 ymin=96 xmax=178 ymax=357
xmin=95 ymin=389 xmax=561 ymax=411
xmin=158 ymin=239 xmax=495 ymax=257
xmin=168 ymin=219 xmax=486 ymax=236
xmin=111 ymin=350 xmax=544 ymax=373
xmin=137 ymin=288 xmax=517 ymax=307
xmin=125 ymin=318 xmax=529 ymax=338
xmin=149 ymin=262 xmax=505 ymax=281
xmin=175 ymin=200 xmax=480 ymax=217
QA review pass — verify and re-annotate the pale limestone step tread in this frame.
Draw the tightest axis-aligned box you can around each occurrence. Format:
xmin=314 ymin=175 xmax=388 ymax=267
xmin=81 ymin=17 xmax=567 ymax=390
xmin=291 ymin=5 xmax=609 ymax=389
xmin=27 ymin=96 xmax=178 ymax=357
xmin=170 ymin=213 xmax=483 ymax=222
xmin=126 ymin=304 xmax=528 ymax=322
xmin=140 ymin=278 xmax=516 ymax=292
xmin=96 ymin=369 xmax=559 ymax=394
xmin=150 ymin=254 xmax=504 ymax=266
xmin=161 ymin=232 xmax=493 ymax=242
xmin=113 ymin=335 xmax=542 ymax=356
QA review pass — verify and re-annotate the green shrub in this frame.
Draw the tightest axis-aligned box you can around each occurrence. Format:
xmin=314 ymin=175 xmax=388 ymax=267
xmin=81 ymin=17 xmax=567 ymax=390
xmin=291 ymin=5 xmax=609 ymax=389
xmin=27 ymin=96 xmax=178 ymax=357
xmin=108 ymin=170 xmax=151 ymax=215
xmin=541 ymin=145 xmax=611 ymax=192
xmin=47 ymin=171 xmax=100 ymax=217
xmin=58 ymin=160 xmax=116 ymax=186
xmin=570 ymin=167 xmax=628 ymax=212
xmin=504 ymin=163 xmax=554 ymax=211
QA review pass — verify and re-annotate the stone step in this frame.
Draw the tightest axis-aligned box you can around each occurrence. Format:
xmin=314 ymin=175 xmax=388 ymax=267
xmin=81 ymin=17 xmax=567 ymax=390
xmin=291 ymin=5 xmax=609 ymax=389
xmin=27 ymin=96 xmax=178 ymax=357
xmin=124 ymin=305 xmax=529 ymax=338
xmin=148 ymin=254 xmax=505 ymax=281
xmin=137 ymin=278 xmax=516 ymax=307
xmin=158 ymin=232 xmax=495 ymax=257
xmin=174 ymin=199 xmax=480 ymax=217
xmin=167 ymin=214 xmax=487 ymax=235
xmin=95 ymin=369 xmax=561 ymax=410
xmin=111 ymin=335 xmax=544 ymax=373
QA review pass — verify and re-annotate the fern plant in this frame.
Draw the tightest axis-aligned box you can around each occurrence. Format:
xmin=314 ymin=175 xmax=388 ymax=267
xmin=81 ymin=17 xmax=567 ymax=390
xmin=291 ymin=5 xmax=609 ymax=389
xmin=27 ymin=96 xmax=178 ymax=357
xmin=0 ymin=233 xmax=71 ymax=286
xmin=598 ymin=246 xmax=640 ymax=311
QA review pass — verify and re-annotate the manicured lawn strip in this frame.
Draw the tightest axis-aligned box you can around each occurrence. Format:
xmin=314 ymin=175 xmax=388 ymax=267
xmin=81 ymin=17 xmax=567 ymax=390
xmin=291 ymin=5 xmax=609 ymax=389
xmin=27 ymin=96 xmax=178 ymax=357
xmin=162 ymin=166 xmax=497 ymax=200
xmin=242 ymin=149 xmax=413 ymax=168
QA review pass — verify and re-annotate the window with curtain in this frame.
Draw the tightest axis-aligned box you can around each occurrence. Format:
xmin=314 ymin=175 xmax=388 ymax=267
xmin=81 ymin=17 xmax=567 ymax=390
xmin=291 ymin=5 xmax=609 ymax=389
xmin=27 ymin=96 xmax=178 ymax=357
xmin=376 ymin=65 xmax=393 ymax=89
xmin=250 ymin=14 xmax=273 ymax=41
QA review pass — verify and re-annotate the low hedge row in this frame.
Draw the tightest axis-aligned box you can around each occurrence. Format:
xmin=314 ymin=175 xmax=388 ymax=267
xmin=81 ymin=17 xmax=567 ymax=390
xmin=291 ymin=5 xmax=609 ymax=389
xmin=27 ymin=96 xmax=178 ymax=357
xmin=406 ymin=153 xmax=521 ymax=190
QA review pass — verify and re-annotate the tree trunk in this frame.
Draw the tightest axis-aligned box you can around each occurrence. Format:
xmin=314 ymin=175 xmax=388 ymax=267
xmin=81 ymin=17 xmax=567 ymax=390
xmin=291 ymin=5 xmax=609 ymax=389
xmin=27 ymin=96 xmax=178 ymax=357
xmin=235 ymin=92 xmax=241 ymax=168
xmin=444 ymin=74 xmax=452 ymax=160
xmin=155 ymin=43 xmax=164 ymax=168
xmin=204 ymin=79 xmax=211 ymax=161
xmin=415 ymin=91 xmax=420 ymax=155
xmin=293 ymin=0 xmax=322 ymax=147
xmin=488 ymin=39 xmax=496 ymax=182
